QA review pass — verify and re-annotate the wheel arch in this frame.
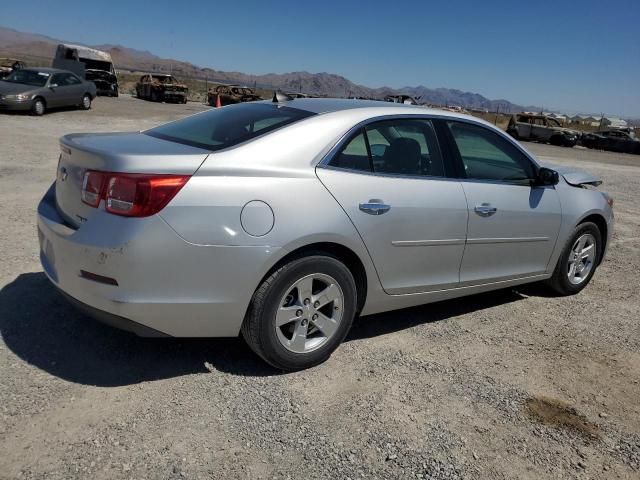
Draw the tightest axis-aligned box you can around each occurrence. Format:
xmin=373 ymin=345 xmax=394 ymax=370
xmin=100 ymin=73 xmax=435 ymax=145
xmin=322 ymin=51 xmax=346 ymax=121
xmin=577 ymin=212 xmax=608 ymax=263
xmin=255 ymin=241 xmax=369 ymax=315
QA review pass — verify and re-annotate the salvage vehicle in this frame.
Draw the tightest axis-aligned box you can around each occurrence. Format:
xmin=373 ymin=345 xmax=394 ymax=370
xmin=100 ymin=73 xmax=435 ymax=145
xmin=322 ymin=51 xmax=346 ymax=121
xmin=507 ymin=113 xmax=580 ymax=147
xmin=52 ymin=44 xmax=118 ymax=97
xmin=207 ymin=84 xmax=262 ymax=106
xmin=38 ymin=99 xmax=613 ymax=370
xmin=0 ymin=58 xmax=25 ymax=79
xmin=581 ymin=129 xmax=640 ymax=154
xmin=0 ymin=67 xmax=95 ymax=115
xmin=136 ymin=74 xmax=188 ymax=103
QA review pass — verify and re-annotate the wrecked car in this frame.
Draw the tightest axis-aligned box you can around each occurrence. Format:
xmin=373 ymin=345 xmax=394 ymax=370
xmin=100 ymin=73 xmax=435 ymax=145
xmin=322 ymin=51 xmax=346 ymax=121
xmin=52 ymin=44 xmax=118 ymax=97
xmin=0 ymin=58 xmax=25 ymax=79
xmin=507 ymin=113 xmax=580 ymax=147
xmin=581 ymin=129 xmax=640 ymax=155
xmin=136 ymin=74 xmax=188 ymax=103
xmin=207 ymin=84 xmax=262 ymax=106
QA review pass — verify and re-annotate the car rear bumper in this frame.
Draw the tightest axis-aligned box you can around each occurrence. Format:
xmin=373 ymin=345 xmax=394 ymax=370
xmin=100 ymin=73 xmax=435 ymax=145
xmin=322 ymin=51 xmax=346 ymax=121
xmin=37 ymin=183 xmax=279 ymax=337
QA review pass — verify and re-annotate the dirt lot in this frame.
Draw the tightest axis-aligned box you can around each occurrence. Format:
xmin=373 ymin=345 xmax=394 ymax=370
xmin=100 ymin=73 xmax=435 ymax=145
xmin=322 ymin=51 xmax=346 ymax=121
xmin=0 ymin=96 xmax=639 ymax=480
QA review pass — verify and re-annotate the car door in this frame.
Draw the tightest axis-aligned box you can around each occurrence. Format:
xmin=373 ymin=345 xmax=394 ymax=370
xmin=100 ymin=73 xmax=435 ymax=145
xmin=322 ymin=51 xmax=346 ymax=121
xmin=46 ymin=73 xmax=68 ymax=107
xmin=443 ymin=120 xmax=562 ymax=284
xmin=316 ymin=117 xmax=469 ymax=294
xmin=61 ymin=72 xmax=84 ymax=105
xmin=516 ymin=115 xmax=532 ymax=139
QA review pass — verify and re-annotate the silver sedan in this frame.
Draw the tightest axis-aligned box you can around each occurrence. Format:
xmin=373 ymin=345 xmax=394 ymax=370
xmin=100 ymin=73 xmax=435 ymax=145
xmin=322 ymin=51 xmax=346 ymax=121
xmin=37 ymin=98 xmax=614 ymax=370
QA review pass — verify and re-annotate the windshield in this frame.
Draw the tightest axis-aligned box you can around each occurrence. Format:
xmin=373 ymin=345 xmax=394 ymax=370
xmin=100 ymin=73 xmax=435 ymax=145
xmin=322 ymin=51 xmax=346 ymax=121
xmin=81 ymin=58 xmax=113 ymax=72
xmin=2 ymin=70 xmax=49 ymax=87
xmin=145 ymin=103 xmax=315 ymax=151
xmin=153 ymin=76 xmax=175 ymax=84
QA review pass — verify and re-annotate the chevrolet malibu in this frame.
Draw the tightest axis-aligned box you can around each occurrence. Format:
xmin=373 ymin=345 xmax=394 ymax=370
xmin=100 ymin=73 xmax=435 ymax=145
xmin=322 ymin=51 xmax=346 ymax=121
xmin=37 ymin=98 xmax=614 ymax=370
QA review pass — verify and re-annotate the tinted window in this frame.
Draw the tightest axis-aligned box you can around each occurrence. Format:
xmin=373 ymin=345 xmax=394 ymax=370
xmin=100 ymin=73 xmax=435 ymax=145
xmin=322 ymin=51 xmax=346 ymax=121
xmin=330 ymin=131 xmax=371 ymax=172
xmin=145 ymin=103 xmax=315 ymax=151
xmin=58 ymin=73 xmax=81 ymax=85
xmin=447 ymin=121 xmax=535 ymax=182
xmin=329 ymin=118 xmax=446 ymax=177
xmin=367 ymin=119 xmax=444 ymax=176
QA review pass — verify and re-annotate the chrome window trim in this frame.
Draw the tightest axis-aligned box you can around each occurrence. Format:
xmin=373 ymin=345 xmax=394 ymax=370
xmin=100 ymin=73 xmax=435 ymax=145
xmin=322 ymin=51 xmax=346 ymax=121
xmin=316 ymin=113 xmax=542 ymax=182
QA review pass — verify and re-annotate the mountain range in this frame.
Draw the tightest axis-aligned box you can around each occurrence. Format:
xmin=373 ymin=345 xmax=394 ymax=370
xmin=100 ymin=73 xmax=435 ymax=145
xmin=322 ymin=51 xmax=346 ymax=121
xmin=0 ymin=25 xmax=532 ymax=112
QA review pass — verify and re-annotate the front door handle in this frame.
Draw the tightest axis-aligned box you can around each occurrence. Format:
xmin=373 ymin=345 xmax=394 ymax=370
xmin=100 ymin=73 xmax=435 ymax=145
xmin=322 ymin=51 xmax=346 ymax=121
xmin=359 ymin=199 xmax=391 ymax=215
xmin=474 ymin=203 xmax=497 ymax=217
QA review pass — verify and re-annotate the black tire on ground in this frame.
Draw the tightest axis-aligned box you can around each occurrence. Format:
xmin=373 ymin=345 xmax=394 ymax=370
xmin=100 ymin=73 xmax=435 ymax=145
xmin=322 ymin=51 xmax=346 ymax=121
xmin=507 ymin=129 xmax=519 ymax=140
xmin=151 ymin=90 xmax=160 ymax=102
xmin=30 ymin=97 xmax=45 ymax=116
xmin=546 ymin=222 xmax=602 ymax=296
xmin=241 ymin=254 xmax=357 ymax=371
xmin=80 ymin=93 xmax=92 ymax=110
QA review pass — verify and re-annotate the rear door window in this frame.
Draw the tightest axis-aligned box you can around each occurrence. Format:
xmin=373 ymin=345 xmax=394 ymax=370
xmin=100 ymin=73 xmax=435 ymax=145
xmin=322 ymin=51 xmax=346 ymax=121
xmin=328 ymin=118 xmax=447 ymax=177
xmin=145 ymin=103 xmax=315 ymax=151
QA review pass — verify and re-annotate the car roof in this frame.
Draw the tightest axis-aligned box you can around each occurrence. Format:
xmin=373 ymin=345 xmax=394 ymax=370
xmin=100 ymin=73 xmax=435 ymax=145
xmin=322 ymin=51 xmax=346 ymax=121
xmin=261 ymin=97 xmax=486 ymax=122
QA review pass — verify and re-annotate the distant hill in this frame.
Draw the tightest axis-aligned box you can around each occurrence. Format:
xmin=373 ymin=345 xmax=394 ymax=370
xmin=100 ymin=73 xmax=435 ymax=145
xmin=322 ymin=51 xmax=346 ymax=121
xmin=0 ymin=24 xmax=531 ymax=112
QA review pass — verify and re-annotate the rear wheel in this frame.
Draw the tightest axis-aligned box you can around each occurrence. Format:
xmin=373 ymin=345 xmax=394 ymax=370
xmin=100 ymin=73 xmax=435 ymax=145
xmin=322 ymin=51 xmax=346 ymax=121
xmin=31 ymin=97 xmax=45 ymax=116
xmin=546 ymin=222 xmax=601 ymax=295
xmin=241 ymin=254 xmax=357 ymax=370
xmin=81 ymin=93 xmax=92 ymax=110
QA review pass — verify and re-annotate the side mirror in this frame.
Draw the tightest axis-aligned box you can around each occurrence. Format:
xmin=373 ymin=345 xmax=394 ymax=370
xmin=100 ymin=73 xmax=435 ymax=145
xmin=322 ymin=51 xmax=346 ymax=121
xmin=537 ymin=167 xmax=559 ymax=186
xmin=49 ymin=83 xmax=58 ymax=89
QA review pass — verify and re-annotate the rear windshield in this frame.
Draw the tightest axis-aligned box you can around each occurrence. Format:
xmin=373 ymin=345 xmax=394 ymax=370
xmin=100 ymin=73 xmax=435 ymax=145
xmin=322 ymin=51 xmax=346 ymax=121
xmin=145 ymin=103 xmax=315 ymax=151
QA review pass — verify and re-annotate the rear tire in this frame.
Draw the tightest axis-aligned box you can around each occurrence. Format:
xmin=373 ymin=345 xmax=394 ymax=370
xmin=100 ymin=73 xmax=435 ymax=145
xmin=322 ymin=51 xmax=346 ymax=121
xmin=241 ymin=254 xmax=357 ymax=371
xmin=546 ymin=222 xmax=601 ymax=296
xmin=30 ymin=97 xmax=45 ymax=116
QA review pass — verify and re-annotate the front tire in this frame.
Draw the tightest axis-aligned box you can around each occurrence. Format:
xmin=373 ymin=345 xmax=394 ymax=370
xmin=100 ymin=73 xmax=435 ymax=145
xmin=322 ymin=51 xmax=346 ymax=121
xmin=241 ymin=254 xmax=357 ymax=371
xmin=81 ymin=93 xmax=92 ymax=110
xmin=546 ymin=222 xmax=601 ymax=296
xmin=31 ymin=97 xmax=45 ymax=116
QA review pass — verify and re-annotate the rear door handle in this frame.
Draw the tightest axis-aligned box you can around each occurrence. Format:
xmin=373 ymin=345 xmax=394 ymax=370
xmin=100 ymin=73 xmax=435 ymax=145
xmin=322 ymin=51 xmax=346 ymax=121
xmin=474 ymin=203 xmax=497 ymax=217
xmin=359 ymin=199 xmax=391 ymax=215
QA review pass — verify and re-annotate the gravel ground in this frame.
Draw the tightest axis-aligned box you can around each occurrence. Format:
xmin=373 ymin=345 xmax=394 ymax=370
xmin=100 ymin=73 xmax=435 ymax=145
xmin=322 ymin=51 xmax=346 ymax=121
xmin=0 ymin=96 xmax=639 ymax=480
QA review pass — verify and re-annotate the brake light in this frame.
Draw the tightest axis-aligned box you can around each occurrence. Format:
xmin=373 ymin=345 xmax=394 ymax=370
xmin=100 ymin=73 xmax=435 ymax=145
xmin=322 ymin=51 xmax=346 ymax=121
xmin=81 ymin=171 xmax=189 ymax=217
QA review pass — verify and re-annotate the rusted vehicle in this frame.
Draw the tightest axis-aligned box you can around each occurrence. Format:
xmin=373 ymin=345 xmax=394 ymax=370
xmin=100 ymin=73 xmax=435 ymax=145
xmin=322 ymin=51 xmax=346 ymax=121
xmin=581 ymin=129 xmax=640 ymax=154
xmin=0 ymin=58 xmax=25 ymax=79
xmin=136 ymin=74 xmax=188 ymax=103
xmin=507 ymin=113 xmax=580 ymax=147
xmin=207 ymin=84 xmax=262 ymax=106
xmin=52 ymin=44 xmax=118 ymax=97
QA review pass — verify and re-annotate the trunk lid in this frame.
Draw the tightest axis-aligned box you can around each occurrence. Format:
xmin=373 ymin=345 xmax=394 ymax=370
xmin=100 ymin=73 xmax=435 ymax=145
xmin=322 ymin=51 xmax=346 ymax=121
xmin=56 ymin=132 xmax=209 ymax=227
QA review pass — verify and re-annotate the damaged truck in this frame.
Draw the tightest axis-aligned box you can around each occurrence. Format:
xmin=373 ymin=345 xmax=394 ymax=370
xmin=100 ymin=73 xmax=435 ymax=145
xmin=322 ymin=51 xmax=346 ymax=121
xmin=52 ymin=44 xmax=119 ymax=97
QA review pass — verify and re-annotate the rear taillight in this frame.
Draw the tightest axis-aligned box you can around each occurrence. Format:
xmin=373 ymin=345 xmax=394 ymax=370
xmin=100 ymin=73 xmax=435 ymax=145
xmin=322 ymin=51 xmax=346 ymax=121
xmin=81 ymin=171 xmax=106 ymax=207
xmin=81 ymin=171 xmax=189 ymax=217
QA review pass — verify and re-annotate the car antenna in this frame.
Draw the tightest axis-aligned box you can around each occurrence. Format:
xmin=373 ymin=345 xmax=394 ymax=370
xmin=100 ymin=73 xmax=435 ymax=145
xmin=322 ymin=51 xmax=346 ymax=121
xmin=272 ymin=90 xmax=294 ymax=103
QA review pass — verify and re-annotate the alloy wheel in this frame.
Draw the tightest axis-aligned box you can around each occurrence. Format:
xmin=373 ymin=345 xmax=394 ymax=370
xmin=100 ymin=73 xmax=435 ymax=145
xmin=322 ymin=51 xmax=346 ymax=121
xmin=275 ymin=273 xmax=344 ymax=354
xmin=567 ymin=233 xmax=596 ymax=285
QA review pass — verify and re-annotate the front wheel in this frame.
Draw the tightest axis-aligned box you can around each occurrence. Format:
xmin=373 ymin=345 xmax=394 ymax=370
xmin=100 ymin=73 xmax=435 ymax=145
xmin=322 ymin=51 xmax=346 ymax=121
xmin=546 ymin=222 xmax=601 ymax=295
xmin=81 ymin=93 xmax=92 ymax=110
xmin=241 ymin=254 xmax=357 ymax=370
xmin=31 ymin=97 xmax=45 ymax=116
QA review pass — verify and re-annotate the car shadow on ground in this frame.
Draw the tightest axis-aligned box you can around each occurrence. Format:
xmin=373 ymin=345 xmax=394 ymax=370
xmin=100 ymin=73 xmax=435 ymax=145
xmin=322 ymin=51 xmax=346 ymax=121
xmin=0 ymin=272 xmax=527 ymax=387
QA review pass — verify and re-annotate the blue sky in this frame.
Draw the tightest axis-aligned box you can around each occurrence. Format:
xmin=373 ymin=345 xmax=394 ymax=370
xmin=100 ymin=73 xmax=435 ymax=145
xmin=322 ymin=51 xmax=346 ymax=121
xmin=2 ymin=0 xmax=639 ymax=116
